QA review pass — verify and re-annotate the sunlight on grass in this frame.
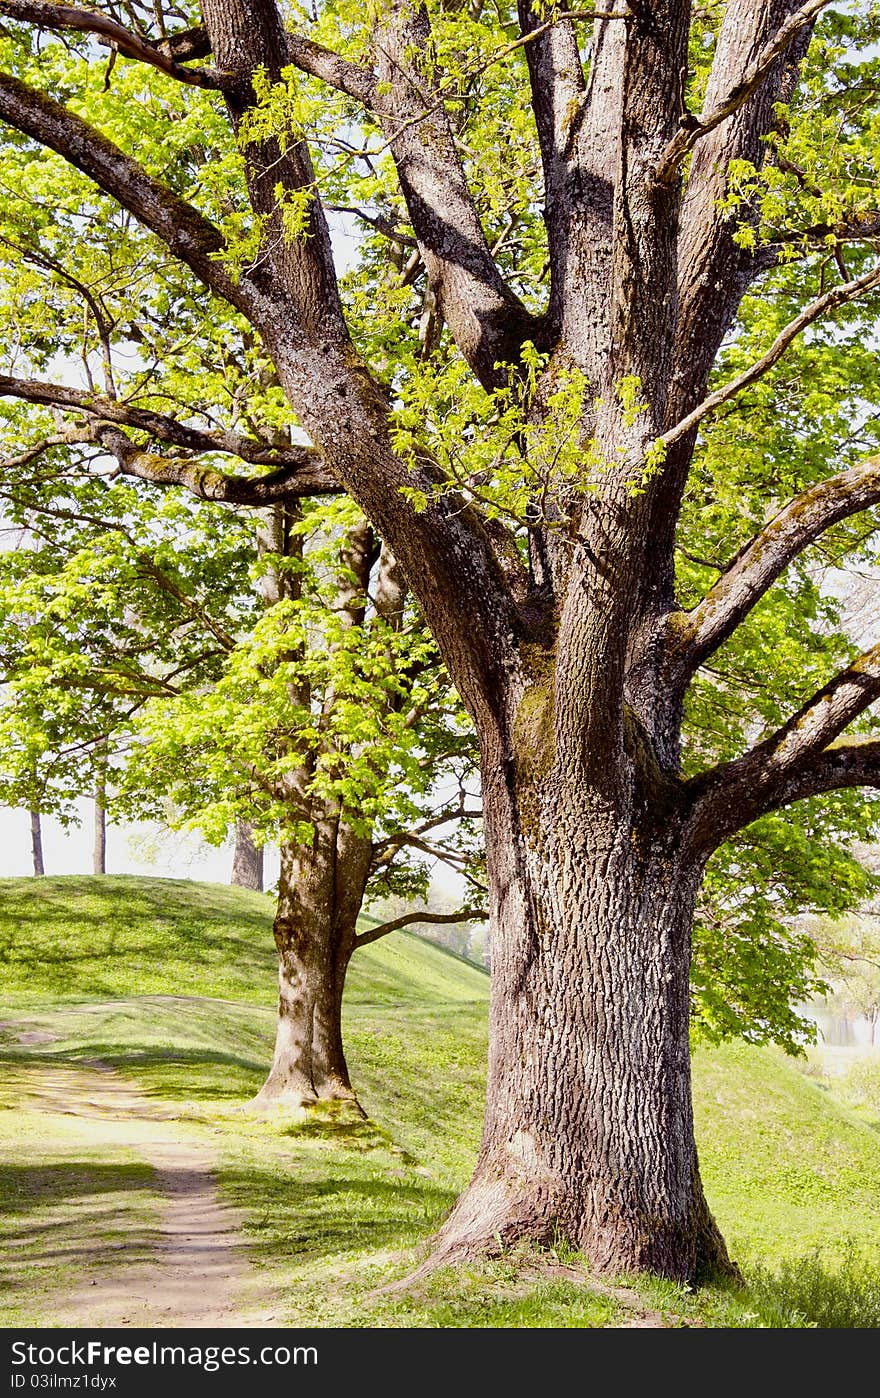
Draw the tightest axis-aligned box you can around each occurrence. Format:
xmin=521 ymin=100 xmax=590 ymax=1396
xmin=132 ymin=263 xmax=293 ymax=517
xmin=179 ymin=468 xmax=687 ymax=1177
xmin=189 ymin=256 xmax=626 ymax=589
xmin=2 ymin=877 xmax=880 ymax=1327
xmin=0 ymin=1088 xmax=161 ymax=1326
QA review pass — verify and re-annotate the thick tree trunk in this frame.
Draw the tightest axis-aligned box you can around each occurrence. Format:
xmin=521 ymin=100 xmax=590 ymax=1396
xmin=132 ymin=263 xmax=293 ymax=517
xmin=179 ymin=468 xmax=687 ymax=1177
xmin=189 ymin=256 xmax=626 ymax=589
xmin=429 ymin=714 xmax=736 ymax=1285
xmin=249 ymin=817 xmax=372 ymax=1111
xmin=30 ymin=809 xmax=44 ymax=877
xmin=231 ymin=819 xmax=264 ymax=892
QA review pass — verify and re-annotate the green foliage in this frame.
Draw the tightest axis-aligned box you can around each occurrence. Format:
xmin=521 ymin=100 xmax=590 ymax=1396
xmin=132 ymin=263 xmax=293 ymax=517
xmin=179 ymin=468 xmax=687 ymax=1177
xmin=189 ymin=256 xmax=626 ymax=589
xmin=0 ymin=478 xmax=255 ymax=822
xmin=693 ymin=808 xmax=878 ymax=1053
xmin=0 ymin=0 xmax=878 ymax=1054
xmin=0 ymin=463 xmax=479 ymax=903
xmin=392 ymin=344 xmax=595 ymax=526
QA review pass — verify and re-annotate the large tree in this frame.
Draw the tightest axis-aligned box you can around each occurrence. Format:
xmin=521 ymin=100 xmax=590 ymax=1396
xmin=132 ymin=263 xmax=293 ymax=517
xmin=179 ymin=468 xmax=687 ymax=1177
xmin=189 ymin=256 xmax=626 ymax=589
xmin=0 ymin=0 xmax=879 ymax=1282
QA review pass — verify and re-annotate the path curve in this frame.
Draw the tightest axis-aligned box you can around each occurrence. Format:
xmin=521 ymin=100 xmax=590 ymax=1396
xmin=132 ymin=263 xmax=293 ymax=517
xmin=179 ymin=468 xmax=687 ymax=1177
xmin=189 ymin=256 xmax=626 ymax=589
xmin=24 ymin=1059 xmax=275 ymax=1329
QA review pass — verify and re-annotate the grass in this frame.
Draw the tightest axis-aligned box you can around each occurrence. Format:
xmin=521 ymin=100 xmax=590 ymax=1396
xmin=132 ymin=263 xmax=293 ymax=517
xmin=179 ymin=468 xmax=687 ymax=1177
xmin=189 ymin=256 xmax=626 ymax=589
xmin=2 ymin=875 xmax=880 ymax=1327
xmin=0 ymin=1057 xmax=161 ymax=1327
xmin=692 ymin=1039 xmax=880 ymax=1265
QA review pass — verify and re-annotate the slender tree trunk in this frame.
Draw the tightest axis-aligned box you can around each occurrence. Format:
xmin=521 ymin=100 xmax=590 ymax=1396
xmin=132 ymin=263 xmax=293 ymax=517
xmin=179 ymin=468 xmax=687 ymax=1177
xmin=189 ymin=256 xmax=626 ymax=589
xmin=428 ymin=707 xmax=736 ymax=1285
xmin=250 ymin=815 xmax=372 ymax=1111
xmin=231 ymin=819 xmax=264 ymax=891
xmin=93 ymin=758 xmax=107 ymax=876
xmin=30 ymin=809 xmax=44 ymax=878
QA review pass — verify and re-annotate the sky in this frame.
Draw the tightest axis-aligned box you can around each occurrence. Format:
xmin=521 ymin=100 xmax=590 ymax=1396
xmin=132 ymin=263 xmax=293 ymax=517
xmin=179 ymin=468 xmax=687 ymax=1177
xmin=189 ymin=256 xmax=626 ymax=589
xmin=0 ymin=798 xmax=281 ymax=885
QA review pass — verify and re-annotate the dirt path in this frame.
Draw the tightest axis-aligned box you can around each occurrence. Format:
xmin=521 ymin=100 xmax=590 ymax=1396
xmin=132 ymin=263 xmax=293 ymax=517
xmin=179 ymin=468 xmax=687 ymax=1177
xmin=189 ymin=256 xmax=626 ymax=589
xmin=18 ymin=1058 xmax=275 ymax=1328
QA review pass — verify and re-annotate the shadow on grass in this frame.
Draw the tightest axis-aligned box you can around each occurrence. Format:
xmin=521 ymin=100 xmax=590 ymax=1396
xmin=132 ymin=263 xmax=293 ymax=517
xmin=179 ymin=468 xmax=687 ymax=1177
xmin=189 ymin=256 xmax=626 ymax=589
xmin=0 ymin=1161 xmax=156 ymax=1216
xmin=0 ymin=1045 xmax=266 ymax=1103
xmin=0 ymin=876 xmax=274 ymax=1000
xmin=745 ymin=1247 xmax=880 ymax=1328
xmin=0 ymin=1161 xmax=160 ymax=1298
xmin=219 ymin=1164 xmax=454 ymax=1262
xmin=277 ymin=1110 xmax=413 ymax=1158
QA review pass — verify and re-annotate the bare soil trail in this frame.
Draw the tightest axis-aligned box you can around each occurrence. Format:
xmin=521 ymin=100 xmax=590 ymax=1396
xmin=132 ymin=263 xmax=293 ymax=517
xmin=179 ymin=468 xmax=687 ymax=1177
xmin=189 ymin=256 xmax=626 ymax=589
xmin=14 ymin=1055 xmax=275 ymax=1328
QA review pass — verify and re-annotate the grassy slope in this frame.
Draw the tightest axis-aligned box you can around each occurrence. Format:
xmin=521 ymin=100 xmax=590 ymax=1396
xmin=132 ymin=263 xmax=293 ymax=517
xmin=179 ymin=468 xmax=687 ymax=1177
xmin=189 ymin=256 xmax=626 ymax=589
xmin=1 ymin=875 xmax=880 ymax=1328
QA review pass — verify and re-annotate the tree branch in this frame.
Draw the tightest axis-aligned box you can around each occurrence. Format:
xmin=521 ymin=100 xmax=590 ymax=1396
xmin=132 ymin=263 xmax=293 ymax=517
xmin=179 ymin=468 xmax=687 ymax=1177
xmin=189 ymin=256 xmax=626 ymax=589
xmin=672 ymin=452 xmax=880 ymax=680
xmin=516 ymin=0 xmax=584 ymax=336
xmin=355 ymin=906 xmax=487 ymax=949
xmin=0 ymin=371 xmax=323 ymax=466
xmin=668 ymin=0 xmax=819 ymax=439
xmin=656 ymin=0 xmax=832 ymax=184
xmin=0 ymin=2 xmax=224 ymax=88
xmin=371 ymin=1 xmax=539 ymax=389
xmin=760 ymin=645 xmax=880 ymax=770
xmin=639 ymin=0 xmax=821 ymax=620
xmin=691 ymin=736 xmax=880 ymax=856
xmin=94 ymin=425 xmax=341 ymax=502
xmin=0 ymin=1 xmax=525 ymax=723
xmin=662 ymin=262 xmax=880 ymax=449
xmin=370 ymin=803 xmax=482 ymax=867
xmin=688 ymin=657 xmax=880 ymax=855
xmin=0 ymin=69 xmax=248 ymax=307
xmin=285 ymin=30 xmax=378 ymax=108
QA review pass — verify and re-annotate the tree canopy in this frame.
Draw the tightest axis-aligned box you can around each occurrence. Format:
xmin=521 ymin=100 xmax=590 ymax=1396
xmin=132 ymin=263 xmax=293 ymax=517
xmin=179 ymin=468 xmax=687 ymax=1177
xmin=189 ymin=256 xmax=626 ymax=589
xmin=0 ymin=0 xmax=879 ymax=1282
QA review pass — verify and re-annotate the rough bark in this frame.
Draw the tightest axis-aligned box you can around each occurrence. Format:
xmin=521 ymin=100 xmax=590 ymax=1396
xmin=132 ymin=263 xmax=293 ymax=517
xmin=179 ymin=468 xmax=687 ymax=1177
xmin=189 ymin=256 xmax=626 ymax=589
xmin=425 ymin=668 xmax=736 ymax=1282
xmin=248 ymin=510 xmax=381 ymax=1112
xmin=230 ymin=820 xmax=263 ymax=892
xmin=250 ymin=815 xmax=372 ymax=1110
xmin=30 ymin=808 xmax=44 ymax=877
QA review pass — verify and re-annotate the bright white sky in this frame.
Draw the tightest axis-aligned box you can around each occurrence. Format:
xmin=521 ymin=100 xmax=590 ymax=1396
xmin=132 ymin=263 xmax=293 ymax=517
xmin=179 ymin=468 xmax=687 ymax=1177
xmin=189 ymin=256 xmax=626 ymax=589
xmin=0 ymin=798 xmax=280 ymax=883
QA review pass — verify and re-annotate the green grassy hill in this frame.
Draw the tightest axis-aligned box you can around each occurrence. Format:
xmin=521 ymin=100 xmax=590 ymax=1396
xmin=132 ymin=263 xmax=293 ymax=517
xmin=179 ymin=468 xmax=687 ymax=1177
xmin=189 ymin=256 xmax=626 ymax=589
xmin=2 ymin=875 xmax=880 ymax=1327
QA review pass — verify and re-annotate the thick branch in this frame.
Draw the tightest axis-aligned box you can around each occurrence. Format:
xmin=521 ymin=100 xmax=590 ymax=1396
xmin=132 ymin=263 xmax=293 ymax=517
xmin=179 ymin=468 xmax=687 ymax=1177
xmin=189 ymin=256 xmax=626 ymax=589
xmin=285 ymin=31 xmax=378 ymax=108
xmin=0 ymin=70 xmax=248 ymax=306
xmin=762 ymin=646 xmax=880 ymax=767
xmin=355 ymin=907 xmax=488 ymax=949
xmin=196 ymin=0 xmax=524 ymax=723
xmin=95 ymin=425 xmax=341 ymax=502
xmin=656 ymin=0 xmax=831 ymax=184
xmin=673 ymin=452 xmax=880 ymax=679
xmin=675 ymin=0 xmax=817 ymax=374
xmin=639 ymin=2 xmax=820 ymax=616
xmin=691 ymin=737 xmax=880 ymax=855
xmin=662 ymin=263 xmax=880 ymax=449
xmin=516 ymin=0 xmax=584 ymax=334
xmin=0 ymin=371 xmax=330 ymax=470
xmin=689 ymin=654 xmax=880 ymax=853
xmin=0 ymin=1 xmax=524 ymax=721
xmin=0 ymin=2 xmax=223 ymax=88
xmin=372 ymin=1 xmax=538 ymax=388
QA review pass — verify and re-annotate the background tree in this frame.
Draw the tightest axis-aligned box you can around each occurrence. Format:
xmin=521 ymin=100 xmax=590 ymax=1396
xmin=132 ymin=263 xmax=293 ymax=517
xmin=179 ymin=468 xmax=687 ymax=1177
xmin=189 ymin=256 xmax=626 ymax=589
xmin=0 ymin=0 xmax=879 ymax=1283
xmin=230 ymin=820 xmax=263 ymax=891
xmin=819 ymin=916 xmax=880 ymax=1046
xmin=0 ymin=457 xmax=484 ymax=1110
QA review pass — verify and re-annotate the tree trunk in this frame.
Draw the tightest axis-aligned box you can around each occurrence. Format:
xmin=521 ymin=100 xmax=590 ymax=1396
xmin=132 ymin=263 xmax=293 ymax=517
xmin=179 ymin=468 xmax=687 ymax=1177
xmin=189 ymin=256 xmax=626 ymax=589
xmin=93 ymin=760 xmax=106 ymax=876
xmin=93 ymin=800 xmax=106 ymax=875
xmin=231 ymin=819 xmax=264 ymax=892
xmin=429 ymin=713 xmax=736 ymax=1285
xmin=30 ymin=809 xmax=45 ymax=877
xmin=249 ymin=816 xmax=372 ymax=1111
